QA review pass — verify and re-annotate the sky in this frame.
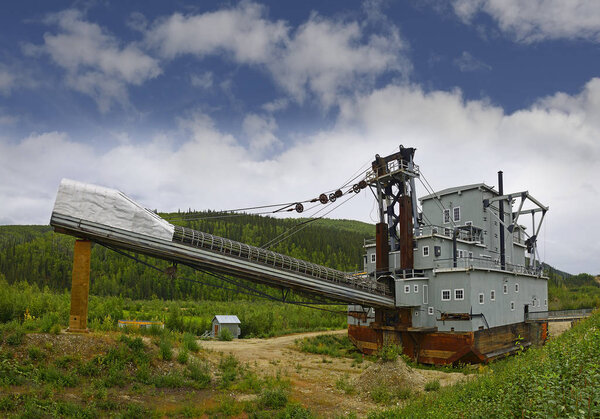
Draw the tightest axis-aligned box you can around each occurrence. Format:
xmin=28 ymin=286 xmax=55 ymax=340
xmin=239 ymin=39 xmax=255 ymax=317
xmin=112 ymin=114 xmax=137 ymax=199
xmin=0 ymin=0 xmax=599 ymax=274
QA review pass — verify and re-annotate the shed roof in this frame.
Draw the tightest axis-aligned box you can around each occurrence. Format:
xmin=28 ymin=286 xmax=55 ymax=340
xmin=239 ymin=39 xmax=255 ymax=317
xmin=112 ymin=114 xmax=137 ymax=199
xmin=419 ymin=183 xmax=497 ymax=201
xmin=213 ymin=315 xmax=241 ymax=324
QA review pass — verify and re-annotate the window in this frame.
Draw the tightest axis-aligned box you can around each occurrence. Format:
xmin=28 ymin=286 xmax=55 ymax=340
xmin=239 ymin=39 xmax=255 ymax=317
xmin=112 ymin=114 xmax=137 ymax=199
xmin=453 ymin=206 xmax=461 ymax=222
xmin=434 ymin=246 xmax=441 ymax=257
xmin=444 ymin=228 xmax=451 ymax=236
xmin=423 ymin=246 xmax=429 ymax=257
xmin=503 ymin=284 xmax=508 ymax=294
xmin=510 ymin=301 xmax=515 ymax=311
xmin=454 ymin=289 xmax=464 ymax=300
xmin=423 ymin=285 xmax=429 ymax=304
xmin=468 ymin=251 xmax=473 ymax=259
xmin=490 ymin=290 xmax=496 ymax=301
xmin=544 ymin=299 xmax=547 ymax=307
xmin=515 ymin=283 xmax=520 ymax=293
xmin=371 ymin=254 xmax=376 ymax=263
xmin=414 ymin=284 xmax=419 ymax=293
xmin=441 ymin=290 xmax=451 ymax=301
xmin=428 ymin=307 xmax=434 ymax=315
xmin=465 ymin=221 xmax=472 ymax=226
xmin=443 ymin=209 xmax=450 ymax=224
xmin=479 ymin=293 xmax=485 ymax=304
xmin=414 ymin=310 xmax=419 ymax=317
xmin=404 ymin=285 xmax=410 ymax=294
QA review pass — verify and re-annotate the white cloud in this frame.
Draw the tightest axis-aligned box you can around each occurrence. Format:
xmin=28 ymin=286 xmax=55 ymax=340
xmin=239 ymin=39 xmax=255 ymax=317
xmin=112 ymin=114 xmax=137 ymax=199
xmin=452 ymin=0 xmax=600 ymax=42
xmin=27 ymin=9 xmax=161 ymax=112
xmin=261 ymin=98 xmax=289 ymax=113
xmin=272 ymin=15 xmax=409 ymax=107
xmin=0 ymin=68 xmax=15 ymax=95
xmin=146 ymin=2 xmax=288 ymax=62
xmin=453 ymin=51 xmax=491 ymax=72
xmin=242 ymin=113 xmax=281 ymax=155
xmin=2 ymin=79 xmax=599 ymax=274
xmin=190 ymin=71 xmax=213 ymax=89
xmin=145 ymin=2 xmax=409 ymax=107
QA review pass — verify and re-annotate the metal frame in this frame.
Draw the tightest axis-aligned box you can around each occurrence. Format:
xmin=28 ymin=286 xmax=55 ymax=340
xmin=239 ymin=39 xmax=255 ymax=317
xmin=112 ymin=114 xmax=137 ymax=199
xmin=51 ymin=213 xmax=396 ymax=308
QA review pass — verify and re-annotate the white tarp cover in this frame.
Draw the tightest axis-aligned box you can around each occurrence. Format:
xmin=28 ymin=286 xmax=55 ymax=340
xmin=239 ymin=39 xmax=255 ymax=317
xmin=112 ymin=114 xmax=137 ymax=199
xmin=52 ymin=179 xmax=175 ymax=241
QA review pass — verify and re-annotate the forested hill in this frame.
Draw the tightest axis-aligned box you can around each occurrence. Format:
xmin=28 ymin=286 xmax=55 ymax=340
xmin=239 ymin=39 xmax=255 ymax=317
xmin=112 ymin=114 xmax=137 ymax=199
xmin=0 ymin=213 xmax=375 ymax=301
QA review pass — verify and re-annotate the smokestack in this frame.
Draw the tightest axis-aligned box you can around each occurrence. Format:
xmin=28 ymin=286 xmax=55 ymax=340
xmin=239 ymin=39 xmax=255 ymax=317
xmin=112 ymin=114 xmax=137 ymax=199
xmin=498 ymin=171 xmax=505 ymax=270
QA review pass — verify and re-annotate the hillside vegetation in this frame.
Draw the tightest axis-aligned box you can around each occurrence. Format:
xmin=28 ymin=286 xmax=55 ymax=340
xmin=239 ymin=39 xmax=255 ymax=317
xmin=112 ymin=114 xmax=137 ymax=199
xmin=370 ymin=309 xmax=600 ymax=418
xmin=0 ymin=213 xmax=373 ymax=302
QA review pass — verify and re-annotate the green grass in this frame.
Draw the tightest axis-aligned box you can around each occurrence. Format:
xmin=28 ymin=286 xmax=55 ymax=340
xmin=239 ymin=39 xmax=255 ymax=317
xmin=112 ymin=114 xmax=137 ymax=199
xmin=369 ymin=309 xmax=600 ymax=418
xmin=295 ymin=333 xmax=360 ymax=358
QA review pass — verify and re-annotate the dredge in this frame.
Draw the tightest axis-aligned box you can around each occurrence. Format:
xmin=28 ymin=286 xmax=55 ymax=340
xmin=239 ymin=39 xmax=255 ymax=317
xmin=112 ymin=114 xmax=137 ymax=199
xmin=50 ymin=146 xmax=549 ymax=364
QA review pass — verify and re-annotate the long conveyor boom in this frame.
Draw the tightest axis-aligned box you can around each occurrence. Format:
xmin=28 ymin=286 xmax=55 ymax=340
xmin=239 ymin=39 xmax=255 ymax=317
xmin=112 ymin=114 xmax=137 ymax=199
xmin=50 ymin=179 xmax=395 ymax=308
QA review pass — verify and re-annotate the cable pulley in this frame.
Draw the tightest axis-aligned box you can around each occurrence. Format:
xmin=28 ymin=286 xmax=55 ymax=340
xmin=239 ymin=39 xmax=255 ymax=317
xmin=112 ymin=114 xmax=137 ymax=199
xmin=295 ymin=203 xmax=304 ymax=213
xmin=328 ymin=193 xmax=337 ymax=202
xmin=319 ymin=193 xmax=328 ymax=204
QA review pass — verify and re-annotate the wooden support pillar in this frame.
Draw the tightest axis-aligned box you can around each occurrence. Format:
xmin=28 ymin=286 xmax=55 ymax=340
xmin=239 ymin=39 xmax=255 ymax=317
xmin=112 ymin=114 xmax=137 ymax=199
xmin=68 ymin=239 xmax=91 ymax=333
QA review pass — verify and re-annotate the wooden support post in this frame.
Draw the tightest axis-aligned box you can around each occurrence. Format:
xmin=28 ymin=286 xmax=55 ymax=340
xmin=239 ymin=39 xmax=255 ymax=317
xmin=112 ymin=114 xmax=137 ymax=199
xmin=68 ymin=239 xmax=91 ymax=333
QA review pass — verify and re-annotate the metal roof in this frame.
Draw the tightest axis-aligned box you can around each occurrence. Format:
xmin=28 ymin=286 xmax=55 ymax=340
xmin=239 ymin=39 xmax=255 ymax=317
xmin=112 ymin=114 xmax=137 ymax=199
xmin=419 ymin=183 xmax=497 ymax=201
xmin=213 ymin=315 xmax=241 ymax=324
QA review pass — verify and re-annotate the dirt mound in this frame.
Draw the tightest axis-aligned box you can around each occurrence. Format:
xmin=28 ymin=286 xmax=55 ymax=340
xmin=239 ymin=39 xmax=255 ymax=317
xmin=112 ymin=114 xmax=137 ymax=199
xmin=354 ymin=358 xmax=427 ymax=394
xmin=22 ymin=332 xmax=114 ymax=361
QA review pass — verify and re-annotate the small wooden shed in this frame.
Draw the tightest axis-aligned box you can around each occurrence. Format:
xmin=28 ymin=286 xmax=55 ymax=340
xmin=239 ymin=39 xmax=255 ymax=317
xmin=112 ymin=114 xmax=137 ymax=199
xmin=211 ymin=315 xmax=241 ymax=338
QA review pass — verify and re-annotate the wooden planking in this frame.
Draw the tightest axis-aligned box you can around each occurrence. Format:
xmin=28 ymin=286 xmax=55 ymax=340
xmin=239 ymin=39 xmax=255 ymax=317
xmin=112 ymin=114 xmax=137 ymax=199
xmin=349 ymin=321 xmax=548 ymax=365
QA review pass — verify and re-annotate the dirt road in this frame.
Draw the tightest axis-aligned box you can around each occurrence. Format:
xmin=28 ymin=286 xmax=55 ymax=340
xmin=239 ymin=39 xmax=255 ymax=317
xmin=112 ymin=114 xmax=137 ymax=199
xmin=202 ymin=329 xmax=467 ymax=417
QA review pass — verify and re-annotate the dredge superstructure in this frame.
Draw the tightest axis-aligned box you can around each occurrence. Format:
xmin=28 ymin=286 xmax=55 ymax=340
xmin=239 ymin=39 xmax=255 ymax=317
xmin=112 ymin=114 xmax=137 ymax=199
xmin=348 ymin=147 xmax=549 ymax=364
xmin=50 ymin=145 xmax=549 ymax=364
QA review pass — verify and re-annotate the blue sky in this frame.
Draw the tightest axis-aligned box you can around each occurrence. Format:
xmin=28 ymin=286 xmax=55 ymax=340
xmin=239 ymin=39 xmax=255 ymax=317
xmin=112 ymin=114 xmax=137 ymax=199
xmin=1 ymin=0 xmax=599 ymax=274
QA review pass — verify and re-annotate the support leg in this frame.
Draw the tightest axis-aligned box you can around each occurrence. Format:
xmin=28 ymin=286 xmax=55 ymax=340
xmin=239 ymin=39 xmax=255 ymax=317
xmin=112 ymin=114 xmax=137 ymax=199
xmin=68 ymin=239 xmax=91 ymax=333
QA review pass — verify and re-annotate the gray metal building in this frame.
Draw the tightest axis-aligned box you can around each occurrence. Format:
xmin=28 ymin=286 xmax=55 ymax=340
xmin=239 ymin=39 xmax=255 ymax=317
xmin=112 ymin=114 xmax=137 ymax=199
xmin=211 ymin=315 xmax=241 ymax=338
xmin=354 ymin=182 xmax=548 ymax=333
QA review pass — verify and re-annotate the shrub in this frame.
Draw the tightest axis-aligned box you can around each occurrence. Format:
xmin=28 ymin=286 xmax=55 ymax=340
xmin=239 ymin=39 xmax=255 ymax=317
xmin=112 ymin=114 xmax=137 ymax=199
xmin=218 ymin=354 xmax=239 ymax=388
xmin=258 ymin=387 xmax=289 ymax=409
xmin=182 ymin=333 xmax=200 ymax=352
xmin=50 ymin=324 xmax=61 ymax=335
xmin=335 ymin=373 xmax=355 ymax=394
xmin=187 ymin=361 xmax=211 ymax=388
xmin=424 ymin=379 xmax=440 ymax=392
xmin=38 ymin=366 xmax=79 ymax=388
xmin=158 ymin=338 xmax=173 ymax=361
xmin=279 ymin=403 xmax=314 ymax=419
xmin=378 ymin=343 xmax=402 ymax=362
xmin=102 ymin=365 xmax=128 ymax=388
xmin=218 ymin=328 xmax=233 ymax=341
xmin=4 ymin=325 xmax=25 ymax=346
xmin=28 ymin=346 xmax=46 ymax=361
xmin=371 ymin=384 xmax=393 ymax=404
xmin=39 ymin=313 xmax=61 ymax=333
xmin=153 ymin=371 xmax=187 ymax=388
xmin=177 ymin=348 xmax=189 ymax=364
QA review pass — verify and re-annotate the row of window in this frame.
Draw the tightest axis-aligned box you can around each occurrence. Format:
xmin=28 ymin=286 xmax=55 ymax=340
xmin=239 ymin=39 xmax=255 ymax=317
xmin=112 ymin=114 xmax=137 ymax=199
xmin=440 ymin=287 xmax=547 ymax=307
xmin=421 ymin=246 xmax=474 ymax=258
xmin=415 ymin=306 xmax=436 ymax=316
xmin=404 ymin=284 xmax=420 ymax=293
xmin=443 ymin=207 xmax=461 ymax=223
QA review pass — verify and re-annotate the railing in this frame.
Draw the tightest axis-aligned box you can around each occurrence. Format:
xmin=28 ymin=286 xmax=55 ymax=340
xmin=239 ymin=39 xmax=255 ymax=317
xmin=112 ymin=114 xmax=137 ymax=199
xmin=365 ymin=159 xmax=419 ymax=182
xmin=433 ymin=257 xmax=542 ymax=276
xmin=173 ymin=226 xmax=391 ymax=296
xmin=420 ymin=225 xmax=483 ymax=243
xmin=394 ymin=269 xmax=427 ymax=279
xmin=526 ymin=308 xmax=594 ymax=322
